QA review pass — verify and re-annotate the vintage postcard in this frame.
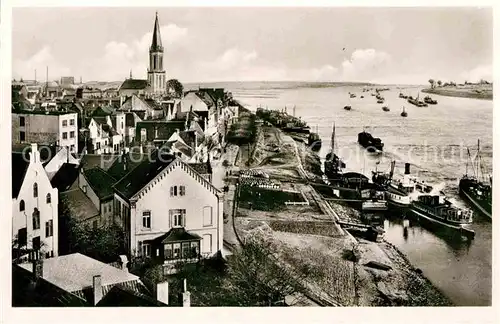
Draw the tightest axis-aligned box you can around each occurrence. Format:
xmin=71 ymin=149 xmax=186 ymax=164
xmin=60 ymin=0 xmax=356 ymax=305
xmin=1 ymin=2 xmax=497 ymax=324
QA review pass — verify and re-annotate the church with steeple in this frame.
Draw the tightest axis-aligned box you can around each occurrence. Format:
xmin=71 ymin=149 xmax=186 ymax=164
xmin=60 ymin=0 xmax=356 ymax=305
xmin=147 ymin=12 xmax=166 ymax=94
xmin=119 ymin=12 xmax=167 ymax=98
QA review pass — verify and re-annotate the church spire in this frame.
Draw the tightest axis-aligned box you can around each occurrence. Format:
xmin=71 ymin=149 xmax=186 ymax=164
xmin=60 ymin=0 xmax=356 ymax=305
xmin=150 ymin=11 xmax=163 ymax=52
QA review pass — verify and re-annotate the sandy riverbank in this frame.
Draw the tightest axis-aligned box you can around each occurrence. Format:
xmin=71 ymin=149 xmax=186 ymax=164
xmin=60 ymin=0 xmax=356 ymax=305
xmin=232 ymin=121 xmax=452 ymax=306
xmin=422 ymin=85 xmax=492 ymax=100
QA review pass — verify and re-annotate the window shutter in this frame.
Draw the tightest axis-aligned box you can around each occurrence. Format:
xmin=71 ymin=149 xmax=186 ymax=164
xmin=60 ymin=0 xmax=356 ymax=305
xmin=181 ymin=210 xmax=186 ymax=227
xmin=170 ymin=186 xmax=174 ymax=196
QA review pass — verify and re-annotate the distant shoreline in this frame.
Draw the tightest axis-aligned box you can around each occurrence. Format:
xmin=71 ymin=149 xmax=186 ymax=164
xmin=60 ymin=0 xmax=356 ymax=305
xmin=422 ymin=86 xmax=493 ymax=100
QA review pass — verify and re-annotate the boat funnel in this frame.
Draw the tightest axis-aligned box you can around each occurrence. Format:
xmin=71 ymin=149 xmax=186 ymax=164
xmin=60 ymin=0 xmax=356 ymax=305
xmin=404 ymin=163 xmax=411 ymax=175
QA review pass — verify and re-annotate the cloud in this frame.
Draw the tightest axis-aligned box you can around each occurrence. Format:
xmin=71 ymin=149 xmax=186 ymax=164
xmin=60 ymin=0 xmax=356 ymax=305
xmin=13 ymin=46 xmax=71 ymax=81
xmin=13 ymin=24 xmax=188 ymax=82
xmin=91 ymin=23 xmax=188 ymax=81
xmin=460 ymin=64 xmax=492 ymax=83
xmin=339 ymin=49 xmax=392 ymax=81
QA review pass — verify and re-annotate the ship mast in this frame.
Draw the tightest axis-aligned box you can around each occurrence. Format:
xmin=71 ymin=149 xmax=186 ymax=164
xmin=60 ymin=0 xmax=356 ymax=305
xmin=331 ymin=123 xmax=336 ymax=154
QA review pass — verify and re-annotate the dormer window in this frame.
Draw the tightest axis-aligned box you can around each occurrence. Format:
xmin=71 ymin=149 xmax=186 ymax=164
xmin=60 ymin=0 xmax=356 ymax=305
xmin=46 ymin=193 xmax=51 ymax=204
xmin=19 ymin=200 xmax=25 ymax=212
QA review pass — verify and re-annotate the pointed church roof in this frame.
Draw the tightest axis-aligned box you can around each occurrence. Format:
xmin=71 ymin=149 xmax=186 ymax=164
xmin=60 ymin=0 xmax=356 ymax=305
xmin=150 ymin=12 xmax=163 ymax=52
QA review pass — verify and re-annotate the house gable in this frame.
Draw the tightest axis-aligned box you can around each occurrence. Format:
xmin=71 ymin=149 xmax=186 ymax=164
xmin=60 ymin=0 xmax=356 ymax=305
xmin=131 ymin=158 xmax=220 ymax=203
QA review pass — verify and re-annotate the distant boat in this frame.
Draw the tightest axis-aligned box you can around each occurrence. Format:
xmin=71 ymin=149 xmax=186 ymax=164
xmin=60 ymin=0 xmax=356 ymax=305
xmin=401 ymin=106 xmax=408 ymax=117
xmin=360 ymin=95 xmax=364 ymax=98
xmin=344 ymin=105 xmax=352 ymax=111
xmin=324 ymin=123 xmax=346 ymax=183
xmin=408 ymin=94 xmax=428 ymax=107
xmin=382 ymin=106 xmax=390 ymax=112
xmin=350 ymin=93 xmax=356 ymax=98
xmin=399 ymin=92 xmax=407 ymax=99
xmin=377 ymin=99 xmax=384 ymax=104
xmin=308 ymin=132 xmax=322 ymax=152
xmin=358 ymin=129 xmax=384 ymax=153
xmin=371 ymin=93 xmax=376 ymax=96
xmin=424 ymin=96 xmax=438 ymax=105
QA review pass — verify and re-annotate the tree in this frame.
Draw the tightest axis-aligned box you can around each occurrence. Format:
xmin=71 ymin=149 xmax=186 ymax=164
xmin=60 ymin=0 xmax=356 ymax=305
xmin=437 ymin=80 xmax=442 ymax=87
xmin=166 ymin=79 xmax=184 ymax=98
xmin=428 ymin=79 xmax=435 ymax=89
xmin=222 ymin=235 xmax=306 ymax=306
xmin=58 ymin=197 xmax=126 ymax=263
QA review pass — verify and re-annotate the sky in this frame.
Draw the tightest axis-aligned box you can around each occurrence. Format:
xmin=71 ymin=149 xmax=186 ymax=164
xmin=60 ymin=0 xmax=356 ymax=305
xmin=12 ymin=7 xmax=493 ymax=84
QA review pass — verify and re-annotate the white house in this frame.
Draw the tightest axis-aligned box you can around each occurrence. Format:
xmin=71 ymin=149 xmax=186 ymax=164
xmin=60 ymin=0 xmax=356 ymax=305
xmin=112 ymin=151 xmax=223 ymax=268
xmin=44 ymin=146 xmax=80 ymax=180
xmin=88 ymin=116 xmax=123 ymax=154
xmin=12 ymin=143 xmax=59 ymax=261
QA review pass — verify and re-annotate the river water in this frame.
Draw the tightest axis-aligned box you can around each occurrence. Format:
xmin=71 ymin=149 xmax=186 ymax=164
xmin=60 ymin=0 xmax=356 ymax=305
xmin=207 ymin=81 xmax=492 ymax=306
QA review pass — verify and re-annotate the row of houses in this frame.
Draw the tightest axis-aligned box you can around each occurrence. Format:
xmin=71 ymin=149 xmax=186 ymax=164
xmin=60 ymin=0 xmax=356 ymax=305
xmin=12 ymin=85 xmax=242 ymax=164
xmin=12 ymin=142 xmax=223 ymax=272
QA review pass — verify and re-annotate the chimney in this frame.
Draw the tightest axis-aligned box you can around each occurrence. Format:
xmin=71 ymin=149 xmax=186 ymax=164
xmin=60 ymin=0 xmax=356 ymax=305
xmin=93 ymin=275 xmax=103 ymax=305
xmin=156 ymin=281 xmax=169 ymax=305
xmin=119 ymin=255 xmax=129 ymax=272
xmin=182 ymin=278 xmax=190 ymax=307
xmin=30 ymin=143 xmax=40 ymax=164
xmin=404 ymin=163 xmax=411 ymax=175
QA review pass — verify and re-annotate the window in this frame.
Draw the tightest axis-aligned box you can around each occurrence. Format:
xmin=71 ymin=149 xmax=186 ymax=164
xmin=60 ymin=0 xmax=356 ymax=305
xmin=202 ymin=234 xmax=212 ymax=253
xmin=45 ymin=220 xmax=53 ymax=237
xmin=32 ymin=236 xmax=41 ymax=251
xmin=62 ymin=120 xmax=68 ymax=127
xmin=173 ymin=243 xmax=180 ymax=258
xmin=20 ymin=116 xmax=25 ymax=127
xmin=116 ymin=202 xmax=122 ymax=219
xmin=121 ymin=122 xmax=124 ymax=129
xmin=32 ymin=208 xmax=40 ymax=230
xmin=17 ymin=228 xmax=27 ymax=247
xmin=70 ymin=144 xmax=75 ymax=152
xmin=191 ymin=241 xmax=200 ymax=257
xmin=142 ymin=211 xmax=151 ymax=229
xmin=70 ymin=131 xmax=75 ymax=138
xmin=33 ymin=183 xmax=38 ymax=198
xmin=170 ymin=186 xmax=178 ymax=197
xmin=182 ymin=242 xmax=190 ymax=258
xmin=70 ymin=119 xmax=75 ymax=126
xmin=142 ymin=243 xmax=151 ymax=257
xmin=164 ymin=244 xmax=173 ymax=259
xmin=96 ymin=142 xmax=101 ymax=150
xmin=179 ymin=185 xmax=186 ymax=196
xmin=169 ymin=209 xmax=186 ymax=227
xmin=203 ymin=206 xmax=213 ymax=226
xmin=62 ymin=132 xmax=68 ymax=139
xmin=20 ymin=131 xmax=26 ymax=142
xmin=19 ymin=200 xmax=25 ymax=212
xmin=46 ymin=193 xmax=51 ymax=204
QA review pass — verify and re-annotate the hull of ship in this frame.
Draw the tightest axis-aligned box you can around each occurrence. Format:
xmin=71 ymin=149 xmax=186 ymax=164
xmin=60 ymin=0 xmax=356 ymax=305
xmin=409 ymin=206 xmax=475 ymax=240
xmin=386 ymin=191 xmax=412 ymax=208
xmin=459 ymin=184 xmax=492 ymax=219
xmin=282 ymin=127 xmax=310 ymax=134
xmin=362 ymin=201 xmax=388 ymax=211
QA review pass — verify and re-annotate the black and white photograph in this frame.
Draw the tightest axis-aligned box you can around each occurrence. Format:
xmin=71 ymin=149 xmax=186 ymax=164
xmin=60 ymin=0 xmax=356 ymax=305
xmin=1 ymin=2 xmax=497 ymax=322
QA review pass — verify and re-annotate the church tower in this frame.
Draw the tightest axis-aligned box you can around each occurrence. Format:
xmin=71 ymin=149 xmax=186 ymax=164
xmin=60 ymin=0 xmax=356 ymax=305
xmin=147 ymin=12 xmax=166 ymax=95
